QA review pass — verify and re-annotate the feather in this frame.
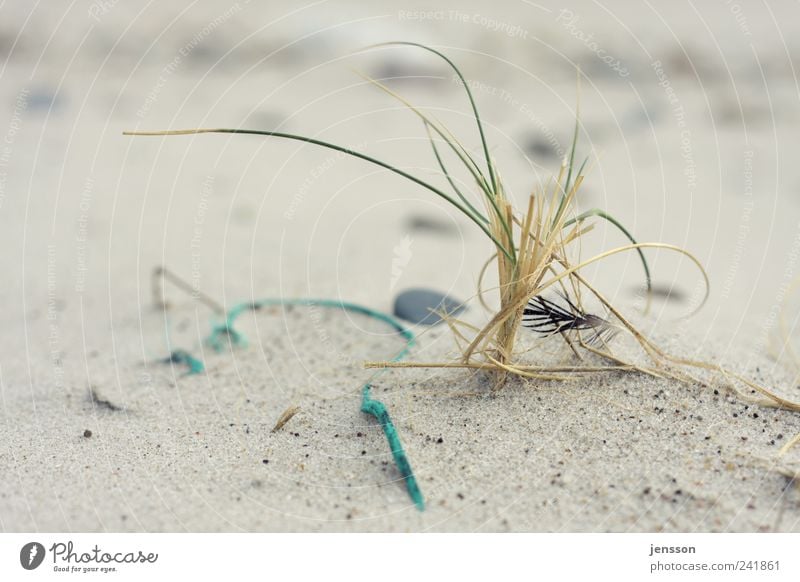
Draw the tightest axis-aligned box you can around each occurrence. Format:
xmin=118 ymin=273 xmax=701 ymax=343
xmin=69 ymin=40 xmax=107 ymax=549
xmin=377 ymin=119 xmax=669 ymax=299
xmin=522 ymin=293 xmax=620 ymax=345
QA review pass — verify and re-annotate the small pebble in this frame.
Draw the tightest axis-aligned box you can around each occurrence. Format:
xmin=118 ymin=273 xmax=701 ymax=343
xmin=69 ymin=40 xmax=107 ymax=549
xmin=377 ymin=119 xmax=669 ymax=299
xmin=406 ymin=215 xmax=458 ymax=235
xmin=523 ymin=134 xmax=559 ymax=159
xmin=393 ymin=288 xmax=465 ymax=326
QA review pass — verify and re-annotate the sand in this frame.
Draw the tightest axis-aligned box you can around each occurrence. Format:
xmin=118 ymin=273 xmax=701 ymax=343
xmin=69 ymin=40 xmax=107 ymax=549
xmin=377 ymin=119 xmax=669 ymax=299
xmin=1 ymin=0 xmax=800 ymax=532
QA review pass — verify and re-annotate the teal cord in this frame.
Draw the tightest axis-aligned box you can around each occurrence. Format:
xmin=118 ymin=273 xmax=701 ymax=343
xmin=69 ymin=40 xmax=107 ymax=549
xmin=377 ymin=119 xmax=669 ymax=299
xmin=164 ymin=349 xmax=205 ymax=375
xmin=360 ymin=387 xmax=424 ymax=510
xmin=203 ymin=298 xmax=425 ymax=510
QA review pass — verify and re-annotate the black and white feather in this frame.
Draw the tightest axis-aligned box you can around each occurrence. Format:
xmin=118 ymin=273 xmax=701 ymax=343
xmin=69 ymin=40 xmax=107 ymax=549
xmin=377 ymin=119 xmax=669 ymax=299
xmin=522 ymin=293 xmax=619 ymax=345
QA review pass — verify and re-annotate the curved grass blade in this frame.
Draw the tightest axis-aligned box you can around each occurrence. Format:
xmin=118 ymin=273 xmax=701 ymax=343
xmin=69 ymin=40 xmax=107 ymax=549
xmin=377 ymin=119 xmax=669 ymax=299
xmin=366 ymin=41 xmax=498 ymax=196
xmin=563 ymin=105 xmax=581 ymax=201
xmin=354 ymin=61 xmax=516 ymax=263
xmin=123 ymin=127 xmax=515 ymax=262
xmin=553 ymin=110 xmax=583 ymax=226
xmin=564 ymin=208 xmax=652 ymax=293
xmin=540 ymin=242 xmax=708 ymax=318
xmin=424 ymin=122 xmax=488 ymax=223
xmin=354 ymin=72 xmax=491 ymax=199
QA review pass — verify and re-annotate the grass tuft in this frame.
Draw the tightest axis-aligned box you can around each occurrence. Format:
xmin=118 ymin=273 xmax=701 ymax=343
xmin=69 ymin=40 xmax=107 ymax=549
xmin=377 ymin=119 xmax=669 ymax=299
xmin=125 ymin=42 xmax=800 ymax=421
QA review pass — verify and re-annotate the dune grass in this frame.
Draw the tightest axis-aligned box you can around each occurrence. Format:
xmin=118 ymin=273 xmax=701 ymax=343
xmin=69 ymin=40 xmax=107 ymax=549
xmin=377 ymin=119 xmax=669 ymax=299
xmin=126 ymin=42 xmax=800 ymax=413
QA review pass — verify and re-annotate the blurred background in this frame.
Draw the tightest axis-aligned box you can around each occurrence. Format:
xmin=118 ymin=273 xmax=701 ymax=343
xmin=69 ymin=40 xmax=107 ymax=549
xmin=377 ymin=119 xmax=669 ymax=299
xmin=1 ymin=0 xmax=799 ymax=405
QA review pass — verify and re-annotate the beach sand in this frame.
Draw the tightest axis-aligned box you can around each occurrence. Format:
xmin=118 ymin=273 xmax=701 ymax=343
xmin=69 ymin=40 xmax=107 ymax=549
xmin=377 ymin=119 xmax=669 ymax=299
xmin=1 ymin=0 xmax=800 ymax=531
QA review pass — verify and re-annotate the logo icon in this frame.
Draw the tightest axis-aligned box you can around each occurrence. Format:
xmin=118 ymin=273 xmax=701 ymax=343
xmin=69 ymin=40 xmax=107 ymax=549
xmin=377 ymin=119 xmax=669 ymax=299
xmin=20 ymin=542 xmax=45 ymax=570
xmin=390 ymin=235 xmax=414 ymax=290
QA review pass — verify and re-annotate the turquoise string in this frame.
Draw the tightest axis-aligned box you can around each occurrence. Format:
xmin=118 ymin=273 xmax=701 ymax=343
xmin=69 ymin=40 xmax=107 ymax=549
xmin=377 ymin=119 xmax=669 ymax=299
xmin=164 ymin=349 xmax=205 ymax=375
xmin=201 ymin=298 xmax=425 ymax=510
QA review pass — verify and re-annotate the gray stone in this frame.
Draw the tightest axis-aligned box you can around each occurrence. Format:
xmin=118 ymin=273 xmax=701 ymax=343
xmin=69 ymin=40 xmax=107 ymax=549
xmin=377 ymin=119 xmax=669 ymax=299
xmin=393 ymin=288 xmax=466 ymax=326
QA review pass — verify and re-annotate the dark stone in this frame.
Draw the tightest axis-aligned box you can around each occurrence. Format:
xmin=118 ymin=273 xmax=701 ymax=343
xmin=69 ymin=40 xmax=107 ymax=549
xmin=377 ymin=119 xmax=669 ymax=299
xmin=405 ymin=215 xmax=458 ymax=236
xmin=393 ymin=288 xmax=465 ymax=326
xmin=27 ymin=90 xmax=61 ymax=111
xmin=523 ymin=135 xmax=560 ymax=159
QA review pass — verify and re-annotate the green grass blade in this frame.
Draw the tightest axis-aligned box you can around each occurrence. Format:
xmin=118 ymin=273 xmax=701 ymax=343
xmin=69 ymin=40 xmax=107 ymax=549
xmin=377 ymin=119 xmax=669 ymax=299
xmin=554 ymin=114 xmax=582 ymax=226
xmin=424 ymin=122 xmax=488 ymax=223
xmin=563 ymin=111 xmax=580 ymax=198
xmin=564 ymin=208 xmax=652 ymax=293
xmin=368 ymin=41 xmax=498 ymax=196
xmin=355 ymin=71 xmax=490 ymax=197
xmin=423 ymin=122 xmax=515 ymax=262
xmin=352 ymin=72 xmax=515 ymax=263
xmin=123 ymin=128 xmax=516 ymax=261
